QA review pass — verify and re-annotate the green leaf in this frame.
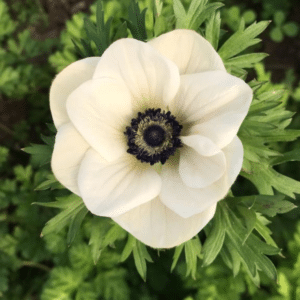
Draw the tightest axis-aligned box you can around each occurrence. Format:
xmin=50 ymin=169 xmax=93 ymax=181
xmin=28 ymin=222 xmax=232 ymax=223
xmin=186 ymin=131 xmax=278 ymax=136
xmin=102 ymin=223 xmax=127 ymax=248
xmin=171 ymin=243 xmax=184 ymax=272
xmin=254 ymin=215 xmax=281 ymax=250
xmin=154 ymin=14 xmax=167 ymax=37
xmin=75 ymin=283 xmax=98 ymax=300
xmin=34 ymin=195 xmax=86 ymax=237
xmin=205 ymin=10 xmax=221 ymax=50
xmin=270 ymin=27 xmax=284 ymax=43
xmin=120 ymin=234 xmax=136 ymax=262
xmin=22 ymin=144 xmax=52 ymax=166
xmin=188 ymin=2 xmax=224 ymax=30
xmin=69 ymin=244 xmax=93 ymax=275
xmin=202 ymin=205 xmax=225 ymax=266
xmin=233 ymin=195 xmax=297 ymax=217
xmin=173 ymin=0 xmax=187 ymax=29
xmin=274 ymin=11 xmax=286 ymax=26
xmin=282 ymin=22 xmax=299 ymax=37
xmin=132 ymin=240 xmax=152 ymax=281
xmin=218 ymin=20 xmax=270 ymax=60
xmin=270 ymin=149 xmax=300 ymax=166
xmin=122 ymin=0 xmax=147 ymax=41
xmin=220 ymin=202 xmax=278 ymax=283
xmin=184 ymin=236 xmax=202 ymax=279
xmin=112 ymin=21 xmax=128 ymax=41
xmin=89 ymin=216 xmax=112 ymax=264
xmin=67 ymin=205 xmax=88 ymax=245
xmin=225 ymin=53 xmax=268 ymax=69
xmin=236 ymin=206 xmax=257 ymax=245
xmin=44 ymin=266 xmax=83 ymax=294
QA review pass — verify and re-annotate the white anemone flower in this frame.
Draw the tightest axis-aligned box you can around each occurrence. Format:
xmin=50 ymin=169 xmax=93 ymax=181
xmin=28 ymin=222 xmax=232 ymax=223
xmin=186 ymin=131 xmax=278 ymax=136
xmin=50 ymin=29 xmax=252 ymax=248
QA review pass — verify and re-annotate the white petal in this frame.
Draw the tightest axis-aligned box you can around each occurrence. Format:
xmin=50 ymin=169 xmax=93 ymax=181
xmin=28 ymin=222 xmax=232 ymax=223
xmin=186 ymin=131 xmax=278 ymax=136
xmin=66 ymin=77 xmax=133 ymax=162
xmin=189 ymin=112 xmax=246 ymax=149
xmin=179 ymin=136 xmax=226 ymax=189
xmin=148 ymin=29 xmax=225 ymax=75
xmin=51 ymin=123 xmax=90 ymax=195
xmin=50 ymin=57 xmax=100 ymax=129
xmin=169 ymin=71 xmax=252 ymax=145
xmin=221 ymin=135 xmax=244 ymax=185
xmin=160 ymin=135 xmax=243 ymax=218
xmin=93 ymin=38 xmax=180 ymax=111
xmin=113 ymin=196 xmax=216 ymax=248
xmin=78 ymin=149 xmax=162 ymax=218
xmin=180 ymin=134 xmax=221 ymax=156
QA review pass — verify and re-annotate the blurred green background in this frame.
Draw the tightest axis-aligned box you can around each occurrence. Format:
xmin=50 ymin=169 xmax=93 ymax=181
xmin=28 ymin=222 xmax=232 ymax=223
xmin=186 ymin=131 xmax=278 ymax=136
xmin=1 ymin=0 xmax=300 ymax=299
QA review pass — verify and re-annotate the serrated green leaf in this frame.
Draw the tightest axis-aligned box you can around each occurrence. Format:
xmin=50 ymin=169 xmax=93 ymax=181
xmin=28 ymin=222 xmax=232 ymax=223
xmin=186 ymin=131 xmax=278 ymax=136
xmin=270 ymin=149 xmax=300 ymax=166
xmin=220 ymin=202 xmax=278 ymax=282
xmin=69 ymin=244 xmax=93 ymax=275
xmin=171 ymin=243 xmax=184 ymax=272
xmin=228 ymin=194 xmax=297 ymax=217
xmin=133 ymin=240 xmax=152 ymax=281
xmin=120 ymin=234 xmax=136 ymax=262
xmin=257 ymin=89 xmax=286 ymax=102
xmin=184 ymin=236 xmax=202 ymax=279
xmin=188 ymin=2 xmax=224 ymax=31
xmin=44 ymin=266 xmax=82 ymax=294
xmin=205 ymin=10 xmax=221 ymax=50
xmin=254 ymin=215 xmax=280 ymax=250
xmin=89 ymin=216 xmax=112 ymax=264
xmin=113 ymin=21 xmax=128 ymax=41
xmin=123 ymin=0 xmax=147 ymax=41
xmin=202 ymin=205 xmax=225 ymax=266
xmin=154 ymin=14 xmax=167 ymax=37
xmin=225 ymin=53 xmax=268 ymax=68
xmin=224 ymin=238 xmax=241 ymax=277
xmin=218 ymin=20 xmax=270 ymax=60
xmin=35 ymin=174 xmax=61 ymax=191
xmin=102 ymin=223 xmax=126 ymax=248
xmin=37 ymin=195 xmax=85 ymax=237
xmin=75 ymin=282 xmax=98 ymax=300
xmin=22 ymin=144 xmax=52 ymax=166
xmin=226 ymin=65 xmax=248 ymax=79
xmin=248 ymin=101 xmax=281 ymax=116
xmin=67 ymin=205 xmax=88 ymax=245
xmin=173 ymin=0 xmax=186 ymax=29
xmin=235 ymin=205 xmax=257 ymax=245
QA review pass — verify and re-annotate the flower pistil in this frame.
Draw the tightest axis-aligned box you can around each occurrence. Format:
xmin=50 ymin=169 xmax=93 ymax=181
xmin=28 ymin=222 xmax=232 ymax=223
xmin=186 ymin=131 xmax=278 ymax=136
xmin=124 ymin=108 xmax=183 ymax=165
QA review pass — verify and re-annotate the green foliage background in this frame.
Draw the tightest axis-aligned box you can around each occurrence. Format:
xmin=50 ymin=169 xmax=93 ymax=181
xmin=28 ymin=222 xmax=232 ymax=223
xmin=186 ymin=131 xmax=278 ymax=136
xmin=1 ymin=0 xmax=300 ymax=299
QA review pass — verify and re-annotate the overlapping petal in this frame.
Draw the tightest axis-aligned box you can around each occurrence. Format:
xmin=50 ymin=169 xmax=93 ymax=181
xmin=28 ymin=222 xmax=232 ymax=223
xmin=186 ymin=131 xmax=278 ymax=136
xmin=50 ymin=57 xmax=100 ymax=129
xmin=93 ymin=38 xmax=181 ymax=112
xmin=179 ymin=135 xmax=226 ymax=189
xmin=113 ymin=196 xmax=216 ymax=248
xmin=160 ymin=135 xmax=243 ymax=218
xmin=51 ymin=123 xmax=90 ymax=195
xmin=148 ymin=29 xmax=225 ymax=75
xmin=78 ymin=149 xmax=162 ymax=218
xmin=169 ymin=70 xmax=252 ymax=148
xmin=66 ymin=77 xmax=133 ymax=162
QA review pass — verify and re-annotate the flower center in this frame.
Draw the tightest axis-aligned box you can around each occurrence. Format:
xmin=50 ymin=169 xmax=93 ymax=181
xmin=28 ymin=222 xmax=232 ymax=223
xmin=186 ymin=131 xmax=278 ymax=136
xmin=124 ymin=108 xmax=183 ymax=165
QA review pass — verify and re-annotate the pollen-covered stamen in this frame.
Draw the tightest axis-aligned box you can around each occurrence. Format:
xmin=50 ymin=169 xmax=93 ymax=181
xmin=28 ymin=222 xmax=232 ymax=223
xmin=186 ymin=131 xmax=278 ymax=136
xmin=124 ymin=108 xmax=183 ymax=165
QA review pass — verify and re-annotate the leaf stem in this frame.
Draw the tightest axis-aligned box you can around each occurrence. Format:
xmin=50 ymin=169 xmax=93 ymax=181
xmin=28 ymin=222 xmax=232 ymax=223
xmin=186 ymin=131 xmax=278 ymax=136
xmin=21 ymin=261 xmax=51 ymax=272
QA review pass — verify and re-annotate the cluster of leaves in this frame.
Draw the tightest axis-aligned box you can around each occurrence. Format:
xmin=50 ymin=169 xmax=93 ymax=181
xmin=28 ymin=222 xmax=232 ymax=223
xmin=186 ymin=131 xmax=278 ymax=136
xmin=220 ymin=0 xmax=299 ymax=43
xmin=0 ymin=0 xmax=57 ymax=99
